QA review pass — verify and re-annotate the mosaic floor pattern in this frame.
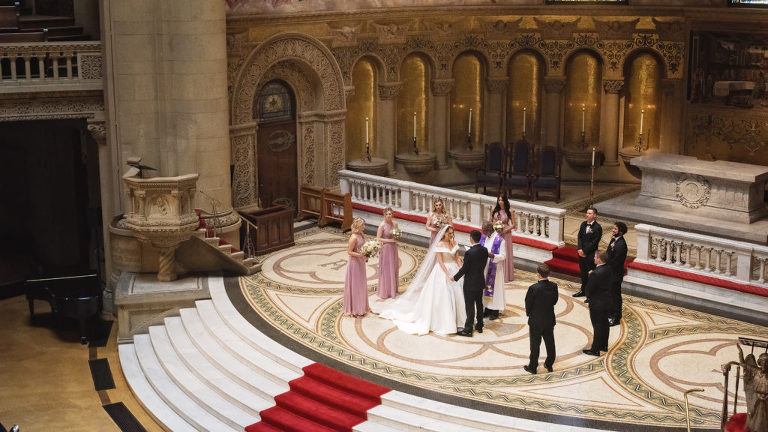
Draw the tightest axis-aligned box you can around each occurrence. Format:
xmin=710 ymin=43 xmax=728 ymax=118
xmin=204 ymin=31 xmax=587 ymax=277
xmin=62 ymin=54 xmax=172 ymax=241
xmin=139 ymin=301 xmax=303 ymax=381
xmin=238 ymin=227 xmax=768 ymax=431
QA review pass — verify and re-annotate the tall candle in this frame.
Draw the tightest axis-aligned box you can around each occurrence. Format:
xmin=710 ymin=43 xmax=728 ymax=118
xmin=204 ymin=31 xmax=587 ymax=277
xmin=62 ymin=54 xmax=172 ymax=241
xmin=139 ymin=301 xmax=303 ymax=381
xmin=639 ymin=109 xmax=645 ymax=132
xmin=365 ymin=117 xmax=369 ymax=143
xmin=581 ymin=105 xmax=585 ymax=133
xmin=522 ymin=107 xmax=527 ymax=134
xmin=468 ymin=108 xmax=472 ymax=135
xmin=591 ymin=147 xmax=596 ymax=166
xmin=413 ymin=112 xmax=416 ymax=140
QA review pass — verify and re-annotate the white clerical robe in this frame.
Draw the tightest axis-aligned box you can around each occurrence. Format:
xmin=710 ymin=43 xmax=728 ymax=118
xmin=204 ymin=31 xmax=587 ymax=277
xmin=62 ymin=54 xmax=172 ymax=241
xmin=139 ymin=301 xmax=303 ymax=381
xmin=483 ymin=232 xmax=506 ymax=311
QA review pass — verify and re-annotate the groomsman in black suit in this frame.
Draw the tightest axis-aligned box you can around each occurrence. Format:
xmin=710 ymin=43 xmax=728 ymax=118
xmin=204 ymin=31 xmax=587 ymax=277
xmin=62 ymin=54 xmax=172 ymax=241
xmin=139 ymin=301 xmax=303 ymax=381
xmin=452 ymin=230 xmax=489 ymax=337
xmin=524 ymin=263 xmax=559 ymax=374
xmin=573 ymin=207 xmax=602 ymax=298
xmin=583 ymin=251 xmax=613 ymax=356
xmin=605 ymin=222 xmax=628 ymax=326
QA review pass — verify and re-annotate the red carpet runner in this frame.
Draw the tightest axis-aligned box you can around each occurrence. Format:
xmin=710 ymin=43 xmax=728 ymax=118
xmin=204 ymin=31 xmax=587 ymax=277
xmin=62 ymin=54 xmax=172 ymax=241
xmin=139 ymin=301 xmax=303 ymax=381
xmin=245 ymin=363 xmax=390 ymax=432
xmin=545 ymin=245 xmax=581 ymax=277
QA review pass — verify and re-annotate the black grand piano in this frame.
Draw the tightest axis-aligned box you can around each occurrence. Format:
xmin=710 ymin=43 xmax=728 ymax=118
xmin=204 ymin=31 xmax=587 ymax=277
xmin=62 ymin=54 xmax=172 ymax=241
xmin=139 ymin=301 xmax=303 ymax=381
xmin=25 ymin=273 xmax=102 ymax=344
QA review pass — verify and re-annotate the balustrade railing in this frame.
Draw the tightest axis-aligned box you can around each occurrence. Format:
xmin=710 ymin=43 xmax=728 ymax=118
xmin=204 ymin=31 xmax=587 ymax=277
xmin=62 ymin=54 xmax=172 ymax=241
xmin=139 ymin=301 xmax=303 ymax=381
xmin=339 ymin=170 xmax=566 ymax=247
xmin=634 ymin=224 xmax=768 ymax=288
xmin=0 ymin=41 xmax=102 ymax=86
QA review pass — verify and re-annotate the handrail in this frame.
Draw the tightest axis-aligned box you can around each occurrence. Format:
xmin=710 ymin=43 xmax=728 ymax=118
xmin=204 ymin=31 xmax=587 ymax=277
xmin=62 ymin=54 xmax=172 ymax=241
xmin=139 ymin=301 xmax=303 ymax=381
xmin=338 ymin=169 xmax=565 ymax=246
xmin=0 ymin=41 xmax=102 ymax=84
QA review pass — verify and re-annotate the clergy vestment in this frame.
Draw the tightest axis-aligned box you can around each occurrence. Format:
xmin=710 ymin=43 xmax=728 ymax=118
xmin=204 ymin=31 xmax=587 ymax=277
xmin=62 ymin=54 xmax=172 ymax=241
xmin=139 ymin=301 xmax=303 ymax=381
xmin=482 ymin=232 xmax=506 ymax=312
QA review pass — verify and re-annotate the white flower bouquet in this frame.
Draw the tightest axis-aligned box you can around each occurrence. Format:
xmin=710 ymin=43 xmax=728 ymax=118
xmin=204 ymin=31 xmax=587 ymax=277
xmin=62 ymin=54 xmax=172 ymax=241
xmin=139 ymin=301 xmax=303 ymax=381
xmin=390 ymin=228 xmax=401 ymax=240
xmin=361 ymin=239 xmax=381 ymax=258
xmin=493 ymin=220 xmax=504 ymax=234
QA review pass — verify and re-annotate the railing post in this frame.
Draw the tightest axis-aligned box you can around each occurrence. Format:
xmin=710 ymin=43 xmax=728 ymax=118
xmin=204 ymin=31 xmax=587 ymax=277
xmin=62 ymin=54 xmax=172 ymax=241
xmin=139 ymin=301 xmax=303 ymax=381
xmin=400 ymin=185 xmax=411 ymax=211
xmin=339 ymin=176 xmax=350 ymax=195
xmin=635 ymin=224 xmax=651 ymax=264
xmin=734 ymin=248 xmax=752 ymax=282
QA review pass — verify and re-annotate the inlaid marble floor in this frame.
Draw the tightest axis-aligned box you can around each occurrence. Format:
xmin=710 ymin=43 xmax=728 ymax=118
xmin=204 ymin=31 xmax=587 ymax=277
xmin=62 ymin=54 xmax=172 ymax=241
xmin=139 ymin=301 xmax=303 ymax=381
xmin=237 ymin=226 xmax=768 ymax=431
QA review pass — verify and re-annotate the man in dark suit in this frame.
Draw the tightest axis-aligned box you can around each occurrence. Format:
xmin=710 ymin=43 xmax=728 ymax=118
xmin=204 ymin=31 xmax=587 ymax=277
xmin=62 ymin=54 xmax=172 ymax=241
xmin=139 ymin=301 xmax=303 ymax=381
xmin=605 ymin=221 xmax=628 ymax=326
xmin=573 ymin=207 xmax=602 ymax=298
xmin=583 ymin=251 xmax=613 ymax=356
xmin=524 ymin=263 xmax=559 ymax=374
xmin=452 ymin=230 xmax=488 ymax=337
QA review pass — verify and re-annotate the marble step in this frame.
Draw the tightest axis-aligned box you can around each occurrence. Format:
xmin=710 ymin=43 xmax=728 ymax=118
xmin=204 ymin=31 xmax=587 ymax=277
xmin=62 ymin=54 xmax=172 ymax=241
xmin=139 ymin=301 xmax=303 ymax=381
xmin=218 ymin=244 xmax=233 ymax=253
xmin=366 ymin=404 xmax=490 ymax=432
xmin=230 ymin=250 xmax=245 ymax=261
xmin=204 ymin=237 xmax=221 ymax=247
xmin=117 ymin=344 xmax=197 ymax=432
xmin=194 ymin=299 xmax=301 ymax=385
xmin=133 ymin=334 xmax=239 ymax=432
xmin=353 ymin=420 xmax=404 ymax=432
xmin=178 ymin=307 xmax=289 ymax=400
xmin=207 ymin=278 xmax=313 ymax=373
xmin=163 ymin=316 xmax=273 ymax=416
xmin=147 ymin=325 xmax=257 ymax=429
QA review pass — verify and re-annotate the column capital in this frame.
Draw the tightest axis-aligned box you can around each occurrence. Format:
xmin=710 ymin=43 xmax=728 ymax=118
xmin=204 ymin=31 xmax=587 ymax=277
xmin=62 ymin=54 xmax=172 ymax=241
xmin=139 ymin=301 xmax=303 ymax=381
xmin=603 ymin=79 xmax=625 ymax=94
xmin=86 ymin=119 xmax=107 ymax=144
xmin=543 ymin=77 xmax=566 ymax=94
xmin=430 ymin=78 xmax=455 ymax=96
xmin=486 ymin=77 xmax=509 ymax=94
xmin=378 ymin=82 xmax=403 ymax=100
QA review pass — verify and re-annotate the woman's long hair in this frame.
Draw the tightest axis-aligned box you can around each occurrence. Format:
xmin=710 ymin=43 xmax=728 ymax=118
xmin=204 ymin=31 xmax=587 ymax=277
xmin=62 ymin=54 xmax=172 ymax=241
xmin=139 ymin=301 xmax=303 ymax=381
xmin=492 ymin=194 xmax=511 ymax=220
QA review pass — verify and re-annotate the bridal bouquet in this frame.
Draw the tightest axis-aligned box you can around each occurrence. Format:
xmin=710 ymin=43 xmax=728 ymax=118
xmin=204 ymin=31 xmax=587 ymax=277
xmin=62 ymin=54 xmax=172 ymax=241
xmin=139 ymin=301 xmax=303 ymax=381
xmin=390 ymin=228 xmax=401 ymax=240
xmin=493 ymin=220 xmax=504 ymax=234
xmin=433 ymin=214 xmax=447 ymax=229
xmin=361 ymin=239 xmax=381 ymax=258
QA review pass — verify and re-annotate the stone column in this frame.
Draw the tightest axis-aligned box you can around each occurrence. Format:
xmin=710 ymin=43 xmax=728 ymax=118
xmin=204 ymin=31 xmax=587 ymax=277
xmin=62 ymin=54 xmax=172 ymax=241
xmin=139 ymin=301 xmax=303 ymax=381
xmin=86 ymin=118 xmax=115 ymax=319
xmin=377 ymin=82 xmax=402 ymax=175
xmin=230 ymin=123 xmax=258 ymax=207
xmin=601 ymin=79 xmax=624 ymax=166
xmin=542 ymin=77 xmax=566 ymax=149
xmin=485 ymin=77 xmax=509 ymax=145
xmin=430 ymin=78 xmax=454 ymax=169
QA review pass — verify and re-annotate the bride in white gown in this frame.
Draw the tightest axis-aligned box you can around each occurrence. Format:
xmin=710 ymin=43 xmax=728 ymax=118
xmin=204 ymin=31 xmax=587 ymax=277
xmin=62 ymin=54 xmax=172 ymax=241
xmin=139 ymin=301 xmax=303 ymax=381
xmin=373 ymin=225 xmax=467 ymax=336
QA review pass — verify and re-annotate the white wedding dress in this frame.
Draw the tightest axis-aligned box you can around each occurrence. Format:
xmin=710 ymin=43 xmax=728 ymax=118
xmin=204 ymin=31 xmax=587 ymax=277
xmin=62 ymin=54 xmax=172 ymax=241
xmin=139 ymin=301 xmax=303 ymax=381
xmin=374 ymin=225 xmax=467 ymax=336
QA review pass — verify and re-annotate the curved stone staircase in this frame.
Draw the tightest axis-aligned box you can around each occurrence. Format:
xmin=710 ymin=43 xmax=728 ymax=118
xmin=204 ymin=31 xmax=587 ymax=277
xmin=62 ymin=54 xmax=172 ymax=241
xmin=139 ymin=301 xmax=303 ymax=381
xmin=119 ymin=278 xmax=600 ymax=432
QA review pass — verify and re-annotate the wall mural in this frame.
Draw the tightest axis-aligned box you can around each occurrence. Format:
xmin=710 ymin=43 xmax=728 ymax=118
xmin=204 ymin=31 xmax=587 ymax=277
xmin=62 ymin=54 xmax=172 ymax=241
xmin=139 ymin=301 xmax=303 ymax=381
xmin=686 ymin=31 xmax=768 ymax=165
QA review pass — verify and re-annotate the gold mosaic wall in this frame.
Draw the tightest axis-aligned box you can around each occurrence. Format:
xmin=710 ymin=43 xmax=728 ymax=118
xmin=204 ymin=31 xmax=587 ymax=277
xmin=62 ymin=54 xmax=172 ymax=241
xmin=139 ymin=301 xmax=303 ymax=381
xmin=450 ymin=53 xmax=483 ymax=151
xmin=345 ymin=58 xmax=376 ymax=161
xmin=507 ymin=51 xmax=542 ymax=146
xmin=564 ymin=51 xmax=601 ymax=150
xmin=398 ymin=54 xmax=429 ymax=155
xmin=623 ymin=53 xmax=661 ymax=151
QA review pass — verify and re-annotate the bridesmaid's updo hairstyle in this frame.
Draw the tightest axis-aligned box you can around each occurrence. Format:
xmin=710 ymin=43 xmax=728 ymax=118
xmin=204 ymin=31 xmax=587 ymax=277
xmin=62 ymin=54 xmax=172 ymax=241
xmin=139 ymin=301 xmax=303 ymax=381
xmin=351 ymin=217 xmax=365 ymax=232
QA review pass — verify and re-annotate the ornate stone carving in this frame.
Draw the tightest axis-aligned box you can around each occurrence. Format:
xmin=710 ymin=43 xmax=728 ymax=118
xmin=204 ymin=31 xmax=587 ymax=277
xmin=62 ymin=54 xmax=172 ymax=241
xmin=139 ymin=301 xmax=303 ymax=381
xmin=603 ymin=79 xmax=624 ymax=94
xmin=233 ymin=34 xmax=345 ymax=125
xmin=424 ymin=20 xmax=460 ymax=41
xmin=596 ymin=39 xmax=634 ymax=72
xmin=0 ymin=93 xmax=104 ymax=122
xmin=231 ymin=130 xmax=257 ymax=207
xmin=652 ymin=18 xmax=685 ymax=41
xmin=303 ymin=124 xmax=315 ymax=185
xmin=634 ymin=33 xmax=684 ymax=79
xmin=79 ymin=54 xmax=103 ymax=80
xmin=675 ymin=174 xmax=711 ymax=209
xmin=543 ymin=77 xmax=566 ymax=94
xmin=486 ymin=77 xmax=508 ymax=94
xmin=327 ymin=22 xmax=362 ymax=47
xmin=326 ymin=120 xmax=344 ymax=186
xmin=536 ymin=39 xmax=575 ymax=71
xmin=533 ymin=17 xmax=581 ymax=40
xmin=87 ymin=120 xmax=107 ymax=143
xmin=378 ymin=82 xmax=403 ymax=100
xmin=594 ymin=19 xmax=640 ymax=40
xmin=373 ymin=21 xmax=411 ymax=44
xmin=259 ymin=61 xmax=316 ymax=112
xmin=431 ymin=78 xmax=454 ymax=96
xmin=481 ymin=18 xmax=523 ymax=38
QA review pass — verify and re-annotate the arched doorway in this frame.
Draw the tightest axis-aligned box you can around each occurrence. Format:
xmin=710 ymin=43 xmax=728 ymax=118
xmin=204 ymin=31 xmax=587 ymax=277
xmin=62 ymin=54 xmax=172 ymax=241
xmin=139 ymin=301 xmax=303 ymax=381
xmin=255 ymin=81 xmax=298 ymax=210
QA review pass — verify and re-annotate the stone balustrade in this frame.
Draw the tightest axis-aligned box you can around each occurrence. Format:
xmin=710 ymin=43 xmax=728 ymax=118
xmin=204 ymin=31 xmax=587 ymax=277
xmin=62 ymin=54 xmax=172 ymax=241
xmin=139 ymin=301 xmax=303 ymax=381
xmin=634 ymin=223 xmax=768 ymax=288
xmin=338 ymin=169 xmax=566 ymax=247
xmin=0 ymin=41 xmax=102 ymax=89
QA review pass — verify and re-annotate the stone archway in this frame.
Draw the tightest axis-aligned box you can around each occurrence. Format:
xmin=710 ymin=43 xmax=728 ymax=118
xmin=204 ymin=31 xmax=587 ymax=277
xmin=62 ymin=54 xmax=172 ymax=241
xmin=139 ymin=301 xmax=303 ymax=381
xmin=230 ymin=33 xmax=346 ymax=207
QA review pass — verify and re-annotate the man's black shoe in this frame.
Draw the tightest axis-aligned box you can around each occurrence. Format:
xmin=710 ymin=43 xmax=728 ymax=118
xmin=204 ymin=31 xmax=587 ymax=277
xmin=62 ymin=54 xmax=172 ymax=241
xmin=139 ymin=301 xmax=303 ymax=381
xmin=572 ymin=291 xmax=585 ymax=297
xmin=583 ymin=349 xmax=601 ymax=356
xmin=523 ymin=365 xmax=537 ymax=375
xmin=608 ymin=318 xmax=620 ymax=327
xmin=545 ymin=365 xmax=553 ymax=373
xmin=457 ymin=330 xmax=473 ymax=337
xmin=475 ymin=326 xmax=483 ymax=333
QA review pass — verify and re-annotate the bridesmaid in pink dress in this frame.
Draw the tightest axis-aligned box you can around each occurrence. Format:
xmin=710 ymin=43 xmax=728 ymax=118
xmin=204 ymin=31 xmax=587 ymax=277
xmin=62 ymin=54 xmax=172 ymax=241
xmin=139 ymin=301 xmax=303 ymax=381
xmin=377 ymin=207 xmax=399 ymax=299
xmin=491 ymin=194 xmax=516 ymax=282
xmin=425 ymin=198 xmax=452 ymax=246
xmin=344 ymin=217 xmax=370 ymax=316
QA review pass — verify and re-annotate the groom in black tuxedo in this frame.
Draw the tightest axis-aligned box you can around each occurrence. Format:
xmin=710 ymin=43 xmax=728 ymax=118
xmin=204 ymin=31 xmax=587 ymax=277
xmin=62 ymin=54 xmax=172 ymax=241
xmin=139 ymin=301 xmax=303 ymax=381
xmin=452 ymin=230 xmax=488 ymax=337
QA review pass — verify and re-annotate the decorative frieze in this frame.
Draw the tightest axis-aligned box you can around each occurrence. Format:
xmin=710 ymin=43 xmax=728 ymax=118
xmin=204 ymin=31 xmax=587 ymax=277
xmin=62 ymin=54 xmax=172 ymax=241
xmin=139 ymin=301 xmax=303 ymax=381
xmin=593 ymin=19 xmax=640 ymax=40
xmin=378 ymin=82 xmax=403 ymax=100
xmin=430 ymin=78 xmax=454 ymax=96
xmin=543 ymin=77 xmax=566 ymax=94
xmin=486 ymin=77 xmax=509 ymax=94
xmin=533 ymin=17 xmax=581 ymax=40
xmin=603 ymin=79 xmax=625 ymax=94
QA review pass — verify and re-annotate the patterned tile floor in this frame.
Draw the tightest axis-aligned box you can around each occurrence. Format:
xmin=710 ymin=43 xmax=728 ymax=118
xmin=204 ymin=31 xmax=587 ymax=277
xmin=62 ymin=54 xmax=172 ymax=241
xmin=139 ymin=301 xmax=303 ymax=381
xmin=237 ymin=226 xmax=768 ymax=431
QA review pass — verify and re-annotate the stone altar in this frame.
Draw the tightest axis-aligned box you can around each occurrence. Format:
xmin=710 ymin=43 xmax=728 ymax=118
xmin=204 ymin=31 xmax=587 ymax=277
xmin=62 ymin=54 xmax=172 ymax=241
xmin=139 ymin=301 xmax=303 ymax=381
xmin=597 ymin=152 xmax=768 ymax=244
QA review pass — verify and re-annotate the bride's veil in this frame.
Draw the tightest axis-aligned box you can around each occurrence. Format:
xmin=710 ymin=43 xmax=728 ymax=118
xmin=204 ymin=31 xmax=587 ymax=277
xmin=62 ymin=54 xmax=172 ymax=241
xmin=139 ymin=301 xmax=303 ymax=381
xmin=395 ymin=224 xmax=452 ymax=304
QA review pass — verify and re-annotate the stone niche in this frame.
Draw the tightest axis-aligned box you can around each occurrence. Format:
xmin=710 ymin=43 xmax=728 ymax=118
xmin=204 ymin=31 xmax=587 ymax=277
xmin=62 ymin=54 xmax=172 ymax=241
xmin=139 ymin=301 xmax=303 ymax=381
xmin=597 ymin=152 xmax=768 ymax=244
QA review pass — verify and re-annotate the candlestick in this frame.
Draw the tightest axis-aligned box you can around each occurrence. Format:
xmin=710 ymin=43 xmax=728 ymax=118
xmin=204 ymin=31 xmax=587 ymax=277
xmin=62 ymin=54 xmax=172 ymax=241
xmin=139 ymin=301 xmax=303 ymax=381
xmin=468 ymin=108 xmax=472 ymax=135
xmin=522 ymin=107 xmax=527 ymax=135
xmin=413 ymin=112 xmax=416 ymax=140
xmin=365 ymin=117 xmax=369 ymax=143
xmin=639 ymin=108 xmax=645 ymax=132
xmin=591 ymin=147 xmax=595 ymax=167
xmin=581 ymin=105 xmax=585 ymax=133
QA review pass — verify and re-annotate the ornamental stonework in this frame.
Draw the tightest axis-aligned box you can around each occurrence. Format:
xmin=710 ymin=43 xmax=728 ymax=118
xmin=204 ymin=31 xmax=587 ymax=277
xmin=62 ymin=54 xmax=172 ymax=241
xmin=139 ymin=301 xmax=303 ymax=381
xmin=603 ymin=80 xmax=625 ymax=94
xmin=675 ymin=175 xmax=711 ymax=209
xmin=430 ymin=79 xmax=454 ymax=96
xmin=378 ymin=82 xmax=403 ymax=100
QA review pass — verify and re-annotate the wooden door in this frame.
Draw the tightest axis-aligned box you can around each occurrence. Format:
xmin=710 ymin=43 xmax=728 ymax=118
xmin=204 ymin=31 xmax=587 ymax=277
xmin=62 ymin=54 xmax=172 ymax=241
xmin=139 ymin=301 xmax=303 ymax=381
xmin=256 ymin=81 xmax=297 ymax=211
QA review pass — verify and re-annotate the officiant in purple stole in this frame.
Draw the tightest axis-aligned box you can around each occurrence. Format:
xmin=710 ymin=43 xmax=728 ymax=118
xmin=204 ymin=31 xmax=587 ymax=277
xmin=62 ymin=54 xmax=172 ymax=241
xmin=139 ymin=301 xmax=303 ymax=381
xmin=480 ymin=222 xmax=506 ymax=320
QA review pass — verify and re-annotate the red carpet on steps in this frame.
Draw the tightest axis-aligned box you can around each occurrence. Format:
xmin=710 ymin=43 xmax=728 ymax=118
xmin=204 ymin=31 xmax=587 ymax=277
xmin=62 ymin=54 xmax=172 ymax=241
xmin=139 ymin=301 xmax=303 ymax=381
xmin=245 ymin=363 xmax=390 ymax=432
xmin=545 ymin=245 xmax=581 ymax=277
